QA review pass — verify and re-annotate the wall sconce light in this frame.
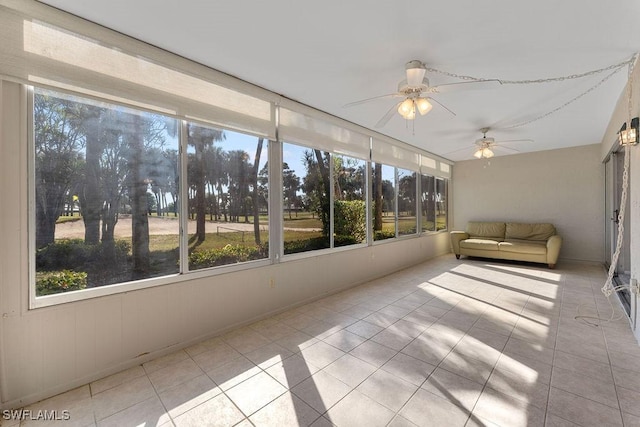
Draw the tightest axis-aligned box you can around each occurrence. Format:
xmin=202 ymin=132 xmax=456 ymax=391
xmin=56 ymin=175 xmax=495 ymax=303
xmin=619 ymin=117 xmax=639 ymax=145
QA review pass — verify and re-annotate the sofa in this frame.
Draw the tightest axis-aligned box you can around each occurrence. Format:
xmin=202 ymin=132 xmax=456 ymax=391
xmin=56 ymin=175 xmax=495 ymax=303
xmin=450 ymin=221 xmax=562 ymax=268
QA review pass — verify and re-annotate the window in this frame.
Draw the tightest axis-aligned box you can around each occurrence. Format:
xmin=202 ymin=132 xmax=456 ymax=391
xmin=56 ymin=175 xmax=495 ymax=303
xmin=420 ymin=174 xmax=436 ymax=232
xmin=372 ymin=162 xmax=396 ymax=241
xmin=282 ymin=142 xmax=330 ymax=254
xmin=436 ymin=177 xmax=448 ymax=231
xmin=186 ymin=122 xmax=269 ymax=270
xmin=397 ymin=168 xmax=417 ymax=236
xmin=333 ymin=155 xmax=367 ymax=247
xmin=33 ymin=88 xmax=179 ymax=295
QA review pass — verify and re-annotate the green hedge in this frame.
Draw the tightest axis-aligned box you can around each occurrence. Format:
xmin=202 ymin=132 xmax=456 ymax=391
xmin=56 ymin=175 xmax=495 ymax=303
xmin=36 ymin=239 xmax=131 ymax=271
xmin=189 ymin=244 xmax=266 ymax=269
xmin=36 ymin=270 xmax=87 ymax=296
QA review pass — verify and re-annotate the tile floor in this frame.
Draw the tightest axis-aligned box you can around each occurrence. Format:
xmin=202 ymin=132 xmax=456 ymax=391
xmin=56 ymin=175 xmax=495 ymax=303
xmin=9 ymin=255 xmax=640 ymax=427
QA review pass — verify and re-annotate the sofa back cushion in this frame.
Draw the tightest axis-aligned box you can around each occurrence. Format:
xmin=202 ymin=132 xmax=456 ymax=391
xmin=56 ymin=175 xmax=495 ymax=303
xmin=505 ymin=223 xmax=555 ymax=241
xmin=467 ymin=222 xmax=506 ymax=241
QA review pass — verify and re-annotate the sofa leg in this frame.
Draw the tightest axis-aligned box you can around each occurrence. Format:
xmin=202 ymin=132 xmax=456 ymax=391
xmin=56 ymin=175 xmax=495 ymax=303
xmin=455 ymin=254 xmax=460 ymax=259
xmin=548 ymin=263 xmax=555 ymax=269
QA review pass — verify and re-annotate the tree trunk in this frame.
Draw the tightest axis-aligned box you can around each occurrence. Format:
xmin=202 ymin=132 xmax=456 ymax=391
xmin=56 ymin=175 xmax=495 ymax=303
xmin=314 ymin=150 xmax=331 ymax=237
xmin=194 ymin=129 xmax=206 ymax=243
xmin=252 ymin=138 xmax=263 ymax=245
xmin=81 ymin=111 xmax=102 ymax=244
xmin=374 ymin=163 xmax=383 ymax=231
xmin=129 ymin=115 xmax=150 ymax=277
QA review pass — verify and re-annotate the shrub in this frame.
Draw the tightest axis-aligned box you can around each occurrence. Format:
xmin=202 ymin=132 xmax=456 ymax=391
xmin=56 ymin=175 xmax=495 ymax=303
xmin=36 ymin=270 xmax=87 ymax=296
xmin=334 ymin=200 xmax=366 ymax=243
xmin=283 ymin=237 xmax=330 ymax=254
xmin=374 ymin=230 xmax=396 ymax=240
xmin=36 ymin=239 xmax=130 ymax=271
xmin=189 ymin=244 xmax=265 ymax=269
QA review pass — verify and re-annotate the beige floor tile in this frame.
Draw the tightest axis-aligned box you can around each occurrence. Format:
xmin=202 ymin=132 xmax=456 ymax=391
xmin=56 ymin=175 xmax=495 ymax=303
xmin=322 ymin=330 xmax=366 ymax=352
xmin=143 ymin=350 xmax=189 ymax=374
xmin=357 ymin=369 xmax=418 ymax=411
xmin=249 ymin=392 xmax=321 ymax=427
xmin=205 ymin=356 xmax=261 ymax=391
xmin=264 ymin=354 xmax=319 ymax=389
xmin=323 ymin=354 xmax=376 ymax=388
xmin=438 ymin=350 xmax=494 ymax=385
xmin=486 ymin=367 xmax=550 ymax=409
xmin=191 ymin=341 xmax=243 ymax=372
xmin=244 ymin=342 xmax=293 ymax=369
xmin=421 ymin=368 xmax=484 ymax=412
xmin=299 ymin=341 xmax=345 ymax=369
xmin=275 ymin=331 xmax=319 ymax=353
xmin=547 ymin=387 xmax=623 ymax=427
xmin=226 ymin=371 xmax=288 ymax=416
xmin=387 ymin=414 xmax=420 ymax=427
xmin=550 ymin=365 xmax=618 ymax=409
xmin=158 ymin=374 xmax=221 ymax=418
xmin=350 ymin=340 xmax=397 ymax=368
xmin=551 ymin=350 xmax=614 ymax=384
xmin=370 ymin=328 xmax=414 ymax=351
xmin=503 ymin=336 xmax=554 ymax=365
xmin=291 ymin=370 xmax=351 ymax=414
xmin=380 ymin=352 xmax=436 ymax=386
xmin=184 ymin=337 xmax=222 ymax=357
xmin=96 ymin=396 xmax=170 ymax=427
xmin=473 ymin=386 xmax=545 ymax=427
xmin=23 ymin=395 xmax=94 ymax=427
xmin=222 ymin=328 xmax=271 ymax=354
xmin=617 ymin=386 xmax=640 ymax=417
xmin=325 ymin=389 xmax=395 ymax=427
xmin=147 ymin=358 xmax=203 ymax=393
xmin=90 ymin=365 xmax=146 ymax=395
xmin=612 ymin=365 xmax=640 ymax=393
xmin=544 ymin=413 xmax=582 ymax=426
xmin=622 ymin=411 xmax=640 ymax=427
xmin=173 ymin=393 xmax=245 ymax=427
xmin=92 ymin=376 xmax=156 ymax=421
xmin=400 ymin=388 xmax=470 ymax=427
xmin=345 ymin=320 xmax=384 ymax=339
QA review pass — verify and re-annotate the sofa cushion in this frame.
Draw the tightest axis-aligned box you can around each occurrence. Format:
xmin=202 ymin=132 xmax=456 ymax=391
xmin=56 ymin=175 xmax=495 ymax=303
xmin=499 ymin=239 xmax=547 ymax=255
xmin=466 ymin=222 xmax=506 ymax=241
xmin=460 ymin=238 xmax=500 ymax=251
xmin=505 ymin=223 xmax=555 ymax=241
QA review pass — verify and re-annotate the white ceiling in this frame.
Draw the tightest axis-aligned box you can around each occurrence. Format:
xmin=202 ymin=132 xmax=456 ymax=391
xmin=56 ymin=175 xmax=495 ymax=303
xmin=38 ymin=0 xmax=640 ymax=161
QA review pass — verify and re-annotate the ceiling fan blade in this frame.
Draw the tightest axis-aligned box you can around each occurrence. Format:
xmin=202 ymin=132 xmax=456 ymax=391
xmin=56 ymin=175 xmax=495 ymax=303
xmin=496 ymin=139 xmax=534 ymax=144
xmin=443 ymin=144 xmax=476 ymax=155
xmin=430 ymin=97 xmax=456 ymax=116
xmin=431 ymin=79 xmax=502 ymax=94
xmin=494 ymin=145 xmax=521 ymax=153
xmin=375 ymin=102 xmax=401 ymax=128
xmin=343 ymin=93 xmax=402 ymax=108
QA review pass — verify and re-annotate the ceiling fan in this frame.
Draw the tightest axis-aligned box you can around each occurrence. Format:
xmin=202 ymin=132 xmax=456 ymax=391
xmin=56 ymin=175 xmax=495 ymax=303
xmin=446 ymin=127 xmax=533 ymax=159
xmin=344 ymin=60 xmax=502 ymax=128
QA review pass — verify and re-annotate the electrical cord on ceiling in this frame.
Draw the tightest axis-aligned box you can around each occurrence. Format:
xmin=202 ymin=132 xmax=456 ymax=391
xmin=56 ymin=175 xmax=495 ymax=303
xmin=426 ymin=55 xmax=637 ymax=130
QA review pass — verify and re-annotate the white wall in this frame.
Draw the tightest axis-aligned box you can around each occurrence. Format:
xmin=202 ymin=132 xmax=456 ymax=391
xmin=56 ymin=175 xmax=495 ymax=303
xmin=452 ymin=144 xmax=604 ymax=262
xmin=0 ymin=80 xmax=451 ymax=409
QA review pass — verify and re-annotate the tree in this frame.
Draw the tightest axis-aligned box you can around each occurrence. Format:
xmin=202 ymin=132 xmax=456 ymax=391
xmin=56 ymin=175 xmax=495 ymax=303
xmin=78 ymin=105 xmax=103 ymax=245
xmin=251 ymin=138 xmax=264 ymax=245
xmin=127 ymin=114 xmax=150 ymax=276
xmin=373 ymin=163 xmax=383 ymax=232
xmin=302 ymin=150 xmax=330 ymax=236
xmin=188 ymin=124 xmax=225 ymax=243
xmin=33 ymin=92 xmax=84 ymax=248
xmin=282 ymin=163 xmax=300 ymax=220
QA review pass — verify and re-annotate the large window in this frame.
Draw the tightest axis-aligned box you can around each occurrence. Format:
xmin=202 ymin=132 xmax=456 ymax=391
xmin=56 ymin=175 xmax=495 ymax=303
xmin=33 ymin=88 xmax=179 ymax=295
xmin=186 ymin=122 xmax=269 ymax=270
xmin=398 ymin=168 xmax=417 ymax=236
xmin=30 ymin=89 xmax=449 ymax=301
xmin=282 ymin=142 xmax=330 ymax=254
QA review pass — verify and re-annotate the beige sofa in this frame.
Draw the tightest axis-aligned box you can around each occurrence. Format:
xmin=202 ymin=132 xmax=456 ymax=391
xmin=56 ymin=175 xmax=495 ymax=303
xmin=450 ymin=222 xmax=562 ymax=268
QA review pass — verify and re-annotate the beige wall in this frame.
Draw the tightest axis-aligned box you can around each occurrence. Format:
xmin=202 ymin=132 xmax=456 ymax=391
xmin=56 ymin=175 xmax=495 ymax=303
xmin=600 ymin=59 xmax=640 ymax=339
xmin=452 ymin=144 xmax=604 ymax=262
xmin=0 ymin=80 xmax=451 ymax=409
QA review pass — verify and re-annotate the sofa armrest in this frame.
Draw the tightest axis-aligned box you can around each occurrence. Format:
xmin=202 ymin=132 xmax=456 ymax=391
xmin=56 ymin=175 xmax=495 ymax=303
xmin=546 ymin=235 xmax=562 ymax=268
xmin=450 ymin=231 xmax=469 ymax=255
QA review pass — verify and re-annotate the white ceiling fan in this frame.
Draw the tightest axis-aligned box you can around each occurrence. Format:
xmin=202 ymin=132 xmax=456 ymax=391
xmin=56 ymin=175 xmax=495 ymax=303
xmin=344 ymin=60 xmax=502 ymax=128
xmin=446 ymin=127 xmax=533 ymax=159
